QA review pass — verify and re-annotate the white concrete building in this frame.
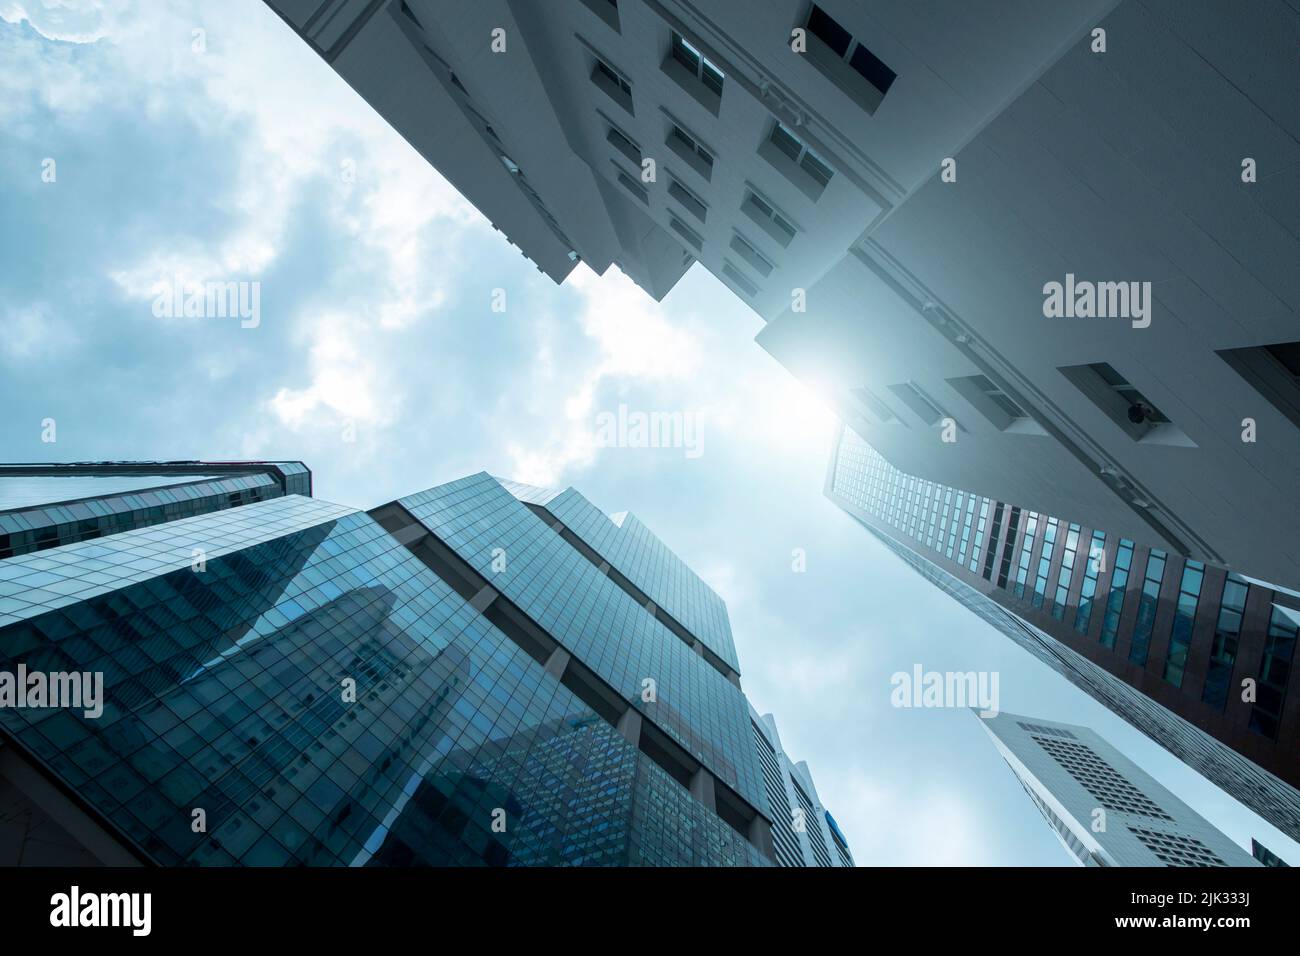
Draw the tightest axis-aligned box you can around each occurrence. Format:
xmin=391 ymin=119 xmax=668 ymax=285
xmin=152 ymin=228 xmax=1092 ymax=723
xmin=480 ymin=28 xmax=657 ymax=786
xmin=977 ymin=710 xmax=1259 ymax=867
xmin=750 ymin=704 xmax=854 ymax=866
xmin=264 ymin=0 xmax=1299 ymax=590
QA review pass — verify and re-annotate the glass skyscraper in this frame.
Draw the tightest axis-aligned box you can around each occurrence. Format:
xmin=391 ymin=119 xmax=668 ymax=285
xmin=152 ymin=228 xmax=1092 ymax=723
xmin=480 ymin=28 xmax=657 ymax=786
xmin=0 ymin=462 xmax=848 ymax=866
xmin=826 ymin=425 xmax=1300 ymax=845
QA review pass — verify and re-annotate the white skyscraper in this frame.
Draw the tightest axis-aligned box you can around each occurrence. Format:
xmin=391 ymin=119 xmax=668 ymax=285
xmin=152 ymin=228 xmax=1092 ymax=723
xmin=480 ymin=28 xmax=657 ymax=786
xmin=264 ymin=0 xmax=1299 ymax=593
xmin=750 ymin=704 xmax=854 ymax=867
xmin=977 ymin=711 xmax=1258 ymax=867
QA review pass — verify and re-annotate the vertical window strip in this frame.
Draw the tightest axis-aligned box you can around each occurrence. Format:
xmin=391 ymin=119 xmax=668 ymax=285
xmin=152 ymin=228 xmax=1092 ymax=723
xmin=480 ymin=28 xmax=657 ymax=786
xmin=1162 ymin=560 xmax=1205 ymax=687
xmin=969 ymin=501 xmax=989 ymax=573
xmin=1101 ymin=539 xmax=1135 ymax=649
xmin=1128 ymin=550 xmax=1168 ymax=666
xmin=1074 ymin=531 xmax=1106 ymax=635
xmin=1013 ymin=513 xmax=1039 ymax=599
xmin=1031 ymin=518 xmax=1059 ymax=609
xmin=1202 ymin=574 xmax=1249 ymax=710
xmin=1250 ymin=605 xmax=1298 ymax=739
xmin=957 ymin=496 xmax=976 ymax=566
xmin=1051 ymin=523 xmax=1081 ymax=620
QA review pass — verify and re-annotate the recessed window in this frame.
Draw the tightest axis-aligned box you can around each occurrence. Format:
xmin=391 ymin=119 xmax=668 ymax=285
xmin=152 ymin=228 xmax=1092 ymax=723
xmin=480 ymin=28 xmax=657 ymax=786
xmin=1217 ymin=340 xmax=1300 ymax=431
xmin=1059 ymin=362 xmax=1194 ymax=447
xmin=614 ymin=164 xmax=648 ymax=204
xmin=666 ymin=122 xmax=714 ymax=180
xmin=670 ymin=31 xmax=724 ymax=97
xmin=946 ymin=374 xmax=1045 ymax=435
xmin=804 ymin=4 xmax=897 ymax=110
xmin=1249 ymin=604 xmax=1298 ymax=739
xmin=667 ymin=175 xmax=707 ymax=222
xmin=669 ymin=216 xmax=703 ymax=251
xmin=729 ymin=232 xmax=774 ymax=278
xmin=1128 ymin=549 xmax=1167 ymax=666
xmin=1202 ymin=574 xmax=1249 ymax=711
xmin=596 ymin=59 xmax=630 ymax=95
xmin=606 ymin=124 xmax=642 ymax=166
xmin=577 ymin=0 xmax=620 ymax=32
xmin=742 ymin=189 xmax=797 ymax=247
xmin=888 ymin=382 xmax=954 ymax=429
xmin=771 ymin=124 xmax=832 ymax=186
xmin=853 ymin=386 xmax=901 ymax=425
xmin=591 ymin=54 xmax=634 ymax=114
xmin=760 ymin=122 xmax=834 ymax=201
xmin=721 ymin=261 xmax=758 ymax=297
xmin=1162 ymin=560 xmax=1205 ymax=688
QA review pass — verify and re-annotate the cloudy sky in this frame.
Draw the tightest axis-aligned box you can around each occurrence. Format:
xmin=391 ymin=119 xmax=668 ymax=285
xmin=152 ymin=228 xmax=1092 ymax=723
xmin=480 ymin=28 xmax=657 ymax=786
xmin=2 ymin=0 xmax=1294 ymax=866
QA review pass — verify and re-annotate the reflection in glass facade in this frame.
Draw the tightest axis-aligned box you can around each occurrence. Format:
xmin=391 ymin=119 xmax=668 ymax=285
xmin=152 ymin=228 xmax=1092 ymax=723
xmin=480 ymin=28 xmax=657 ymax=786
xmin=0 ymin=462 xmax=311 ymax=561
xmin=0 ymin=462 xmax=843 ymax=867
xmin=827 ymin=424 xmax=1300 ymax=844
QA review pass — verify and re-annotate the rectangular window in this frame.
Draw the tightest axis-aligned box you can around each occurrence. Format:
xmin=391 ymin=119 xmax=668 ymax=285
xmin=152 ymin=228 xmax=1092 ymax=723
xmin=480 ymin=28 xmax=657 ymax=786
xmin=615 ymin=166 xmax=648 ymax=204
xmin=969 ymin=501 xmax=989 ymax=572
xmin=1058 ymin=362 xmax=1193 ymax=446
xmin=667 ymin=175 xmax=708 ymax=222
xmin=729 ymin=233 xmax=774 ymax=278
xmin=1052 ymin=524 xmax=1081 ymax=620
xmin=957 ymin=496 xmax=977 ymax=567
xmin=1250 ymin=605 xmax=1298 ymax=739
xmin=721 ymin=261 xmax=757 ymax=297
xmin=1013 ymin=513 xmax=1039 ymax=599
xmin=741 ymin=189 xmax=797 ymax=247
xmin=946 ymin=374 xmax=1044 ymax=435
xmin=982 ymin=503 xmax=1004 ymax=580
xmin=671 ymin=31 xmax=724 ymax=96
xmin=771 ymin=123 xmax=832 ymax=186
xmin=668 ymin=216 xmax=702 ymax=251
xmin=591 ymin=54 xmax=634 ymax=114
xmin=945 ymin=492 xmax=961 ymax=559
xmin=1202 ymin=574 xmax=1249 ymax=710
xmin=665 ymin=31 xmax=723 ymax=113
xmin=1162 ymin=560 xmax=1205 ymax=687
xmin=1100 ymin=539 xmax=1135 ymax=649
xmin=1074 ymin=531 xmax=1106 ymax=635
xmin=1217 ymin=340 xmax=1300 ymax=431
xmin=1128 ymin=550 xmax=1168 ymax=666
xmin=667 ymin=123 xmax=714 ymax=179
xmin=761 ymin=122 xmax=834 ymax=200
xmin=888 ymin=382 xmax=952 ymax=428
xmin=804 ymin=3 xmax=897 ymax=113
xmin=1031 ymin=518 xmax=1059 ymax=610
xmin=606 ymin=125 xmax=642 ymax=166
xmin=852 ymin=386 xmax=900 ymax=425
xmin=997 ymin=507 xmax=1021 ymax=590
xmin=577 ymin=0 xmax=620 ymax=33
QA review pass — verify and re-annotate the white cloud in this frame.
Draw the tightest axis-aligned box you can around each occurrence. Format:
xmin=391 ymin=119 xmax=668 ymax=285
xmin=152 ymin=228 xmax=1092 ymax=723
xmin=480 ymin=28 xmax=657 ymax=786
xmin=268 ymin=315 xmax=396 ymax=430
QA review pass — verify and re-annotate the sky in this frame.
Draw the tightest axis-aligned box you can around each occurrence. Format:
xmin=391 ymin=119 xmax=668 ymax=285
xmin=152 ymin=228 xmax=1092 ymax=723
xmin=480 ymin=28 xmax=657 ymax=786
xmin=2 ymin=0 xmax=1295 ymax=867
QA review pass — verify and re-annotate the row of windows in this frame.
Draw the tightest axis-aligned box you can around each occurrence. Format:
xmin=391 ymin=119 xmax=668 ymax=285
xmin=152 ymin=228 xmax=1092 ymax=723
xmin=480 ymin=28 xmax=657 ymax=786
xmin=832 ymin=431 xmax=1300 ymax=741
xmin=580 ymin=4 xmax=894 ymax=299
xmin=857 ymin=347 xmax=1300 ymax=451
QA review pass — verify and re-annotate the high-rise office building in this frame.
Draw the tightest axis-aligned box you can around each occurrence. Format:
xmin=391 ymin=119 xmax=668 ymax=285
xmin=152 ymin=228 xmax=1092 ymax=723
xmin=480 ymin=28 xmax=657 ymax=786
xmin=977 ymin=711 xmax=1258 ymax=867
xmin=827 ymin=424 xmax=1300 ymax=844
xmin=0 ymin=462 xmax=848 ymax=866
xmin=263 ymin=0 xmax=1298 ymax=591
xmin=1251 ymin=838 xmax=1290 ymax=867
xmin=750 ymin=705 xmax=853 ymax=866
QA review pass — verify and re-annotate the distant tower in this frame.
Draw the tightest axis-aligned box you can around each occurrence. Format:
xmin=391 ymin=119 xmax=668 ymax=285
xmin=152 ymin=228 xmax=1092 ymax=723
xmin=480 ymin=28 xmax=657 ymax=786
xmin=976 ymin=711 xmax=1258 ymax=867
